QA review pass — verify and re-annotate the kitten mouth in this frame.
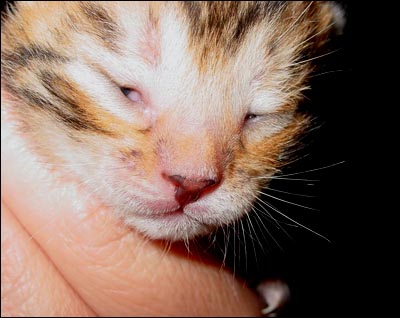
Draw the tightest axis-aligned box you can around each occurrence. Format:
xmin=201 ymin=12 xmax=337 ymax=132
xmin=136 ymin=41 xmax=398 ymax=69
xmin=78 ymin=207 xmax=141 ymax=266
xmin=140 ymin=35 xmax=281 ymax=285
xmin=151 ymin=207 xmax=185 ymax=219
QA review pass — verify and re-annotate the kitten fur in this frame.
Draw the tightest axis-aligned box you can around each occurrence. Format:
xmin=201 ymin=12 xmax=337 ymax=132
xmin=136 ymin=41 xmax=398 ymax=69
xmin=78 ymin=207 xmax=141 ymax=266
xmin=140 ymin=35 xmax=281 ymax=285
xmin=1 ymin=1 xmax=342 ymax=241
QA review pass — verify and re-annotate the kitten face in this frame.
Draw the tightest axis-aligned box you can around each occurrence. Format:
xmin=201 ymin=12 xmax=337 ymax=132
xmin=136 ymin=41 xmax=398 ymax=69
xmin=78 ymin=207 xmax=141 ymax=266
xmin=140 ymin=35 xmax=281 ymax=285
xmin=1 ymin=2 xmax=341 ymax=241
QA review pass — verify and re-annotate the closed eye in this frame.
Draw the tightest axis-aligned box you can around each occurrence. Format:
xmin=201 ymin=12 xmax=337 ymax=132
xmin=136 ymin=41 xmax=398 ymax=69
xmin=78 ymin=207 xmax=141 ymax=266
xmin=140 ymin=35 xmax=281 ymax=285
xmin=121 ymin=87 xmax=143 ymax=103
xmin=245 ymin=113 xmax=259 ymax=121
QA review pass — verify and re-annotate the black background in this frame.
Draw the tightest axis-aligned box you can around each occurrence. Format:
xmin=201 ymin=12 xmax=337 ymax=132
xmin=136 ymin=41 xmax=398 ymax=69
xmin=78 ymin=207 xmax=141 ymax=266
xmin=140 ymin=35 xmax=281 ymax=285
xmin=1 ymin=1 xmax=356 ymax=317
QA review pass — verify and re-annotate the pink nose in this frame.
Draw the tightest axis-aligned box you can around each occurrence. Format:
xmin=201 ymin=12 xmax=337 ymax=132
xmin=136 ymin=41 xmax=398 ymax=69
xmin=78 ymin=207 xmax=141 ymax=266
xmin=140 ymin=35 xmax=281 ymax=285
xmin=166 ymin=174 xmax=218 ymax=207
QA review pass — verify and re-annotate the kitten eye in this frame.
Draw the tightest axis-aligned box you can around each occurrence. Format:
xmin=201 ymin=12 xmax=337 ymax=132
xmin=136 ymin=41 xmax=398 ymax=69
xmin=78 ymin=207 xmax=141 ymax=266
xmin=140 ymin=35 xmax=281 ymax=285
xmin=245 ymin=113 xmax=259 ymax=121
xmin=121 ymin=87 xmax=143 ymax=103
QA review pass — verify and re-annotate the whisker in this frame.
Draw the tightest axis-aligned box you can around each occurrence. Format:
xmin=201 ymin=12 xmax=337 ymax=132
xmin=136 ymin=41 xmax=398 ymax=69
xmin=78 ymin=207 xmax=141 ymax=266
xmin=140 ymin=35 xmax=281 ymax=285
xmin=253 ymin=199 xmax=281 ymax=230
xmin=310 ymin=69 xmax=347 ymax=78
xmin=239 ymin=219 xmax=248 ymax=275
xmin=232 ymin=221 xmax=237 ymax=280
xmin=158 ymin=239 xmax=173 ymax=268
xmin=277 ymin=152 xmax=312 ymax=168
xmin=263 ymin=186 xmax=316 ymax=198
xmin=255 ymin=176 xmax=320 ymax=182
xmin=257 ymin=190 xmax=319 ymax=211
xmin=249 ymin=207 xmax=280 ymax=250
xmin=244 ymin=215 xmax=259 ymax=270
xmin=261 ymin=200 xmax=330 ymax=242
xmin=183 ymin=234 xmax=191 ymax=255
xmin=254 ymin=198 xmax=293 ymax=244
xmin=245 ymin=210 xmax=265 ymax=252
xmin=273 ymin=161 xmax=346 ymax=178
xmin=293 ymin=48 xmax=341 ymax=65
xmin=220 ymin=224 xmax=229 ymax=268
xmin=207 ymin=230 xmax=218 ymax=248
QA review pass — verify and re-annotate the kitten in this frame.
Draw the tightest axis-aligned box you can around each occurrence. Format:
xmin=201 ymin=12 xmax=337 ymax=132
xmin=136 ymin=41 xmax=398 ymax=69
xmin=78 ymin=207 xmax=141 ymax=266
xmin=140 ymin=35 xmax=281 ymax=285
xmin=1 ymin=1 xmax=344 ymax=315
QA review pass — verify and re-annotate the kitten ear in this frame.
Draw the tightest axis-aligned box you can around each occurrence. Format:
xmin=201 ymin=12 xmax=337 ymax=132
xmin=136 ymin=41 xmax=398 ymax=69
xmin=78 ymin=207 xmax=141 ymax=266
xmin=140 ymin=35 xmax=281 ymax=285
xmin=327 ymin=1 xmax=346 ymax=35
xmin=311 ymin=1 xmax=346 ymax=50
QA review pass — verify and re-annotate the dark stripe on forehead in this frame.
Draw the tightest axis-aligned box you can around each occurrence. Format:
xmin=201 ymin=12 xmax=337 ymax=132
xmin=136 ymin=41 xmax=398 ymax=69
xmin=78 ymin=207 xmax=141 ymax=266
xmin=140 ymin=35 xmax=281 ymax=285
xmin=78 ymin=2 xmax=119 ymax=50
xmin=181 ymin=1 xmax=286 ymax=63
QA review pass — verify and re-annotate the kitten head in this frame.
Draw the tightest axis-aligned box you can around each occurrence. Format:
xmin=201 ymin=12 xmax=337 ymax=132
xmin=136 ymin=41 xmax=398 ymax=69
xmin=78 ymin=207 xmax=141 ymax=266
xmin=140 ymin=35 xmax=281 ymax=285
xmin=1 ymin=1 xmax=344 ymax=241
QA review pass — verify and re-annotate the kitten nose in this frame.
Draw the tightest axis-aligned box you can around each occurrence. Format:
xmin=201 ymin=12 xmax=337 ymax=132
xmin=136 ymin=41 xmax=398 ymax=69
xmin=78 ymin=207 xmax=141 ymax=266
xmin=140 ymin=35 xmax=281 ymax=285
xmin=166 ymin=175 xmax=218 ymax=207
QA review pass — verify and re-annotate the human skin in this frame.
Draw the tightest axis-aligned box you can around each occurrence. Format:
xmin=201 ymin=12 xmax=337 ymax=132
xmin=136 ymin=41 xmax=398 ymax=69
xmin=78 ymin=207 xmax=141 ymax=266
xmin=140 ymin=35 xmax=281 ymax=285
xmin=1 ymin=132 xmax=263 ymax=317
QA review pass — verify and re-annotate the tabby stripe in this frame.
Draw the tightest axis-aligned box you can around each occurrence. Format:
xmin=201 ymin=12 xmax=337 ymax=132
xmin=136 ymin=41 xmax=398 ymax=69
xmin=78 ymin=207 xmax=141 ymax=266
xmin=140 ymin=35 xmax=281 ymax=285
xmin=78 ymin=2 xmax=119 ymax=50
xmin=0 ymin=41 xmax=110 ymax=134
xmin=1 ymin=44 xmax=67 ymax=81
xmin=5 ymin=79 xmax=108 ymax=134
xmin=37 ymin=70 xmax=111 ymax=134
xmin=2 ymin=44 xmax=67 ymax=67
xmin=181 ymin=2 xmax=287 ymax=57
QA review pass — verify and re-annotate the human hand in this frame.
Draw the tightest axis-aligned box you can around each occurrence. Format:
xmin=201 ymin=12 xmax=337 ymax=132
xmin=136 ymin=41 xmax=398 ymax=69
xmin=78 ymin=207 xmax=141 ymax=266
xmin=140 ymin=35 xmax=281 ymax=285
xmin=1 ymin=125 xmax=263 ymax=317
